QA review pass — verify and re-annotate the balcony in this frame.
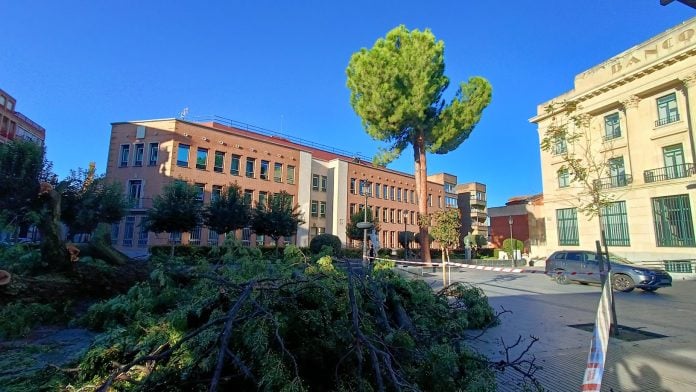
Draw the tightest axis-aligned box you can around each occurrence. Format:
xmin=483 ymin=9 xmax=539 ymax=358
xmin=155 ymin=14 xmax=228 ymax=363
xmin=654 ymin=113 xmax=680 ymax=127
xmin=644 ymin=163 xmax=695 ymax=184
xmin=594 ymin=174 xmax=633 ymax=190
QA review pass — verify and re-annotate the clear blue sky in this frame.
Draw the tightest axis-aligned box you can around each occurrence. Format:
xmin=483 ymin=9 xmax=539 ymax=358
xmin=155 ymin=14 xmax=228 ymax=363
xmin=1 ymin=1 xmax=693 ymax=207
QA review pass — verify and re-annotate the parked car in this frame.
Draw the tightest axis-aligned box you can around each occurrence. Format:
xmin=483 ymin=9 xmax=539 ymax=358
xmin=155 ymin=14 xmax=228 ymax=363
xmin=545 ymin=250 xmax=672 ymax=292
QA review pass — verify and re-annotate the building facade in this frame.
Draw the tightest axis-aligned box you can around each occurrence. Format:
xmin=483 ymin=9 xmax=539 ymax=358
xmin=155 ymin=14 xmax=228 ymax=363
xmin=531 ymin=18 xmax=696 ymax=261
xmin=105 ymin=117 xmax=481 ymax=253
xmin=488 ymin=194 xmax=545 ymax=256
xmin=454 ymin=182 xmax=488 ymax=240
xmin=0 ymin=88 xmax=45 ymax=145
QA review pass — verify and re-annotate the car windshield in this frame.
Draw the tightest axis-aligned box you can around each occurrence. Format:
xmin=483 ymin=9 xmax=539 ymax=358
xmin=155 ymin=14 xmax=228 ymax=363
xmin=608 ymin=253 xmax=634 ymax=265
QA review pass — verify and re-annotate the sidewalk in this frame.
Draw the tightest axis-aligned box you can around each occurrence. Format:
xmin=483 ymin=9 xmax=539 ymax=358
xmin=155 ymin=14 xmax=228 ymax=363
xmin=420 ymin=269 xmax=696 ymax=391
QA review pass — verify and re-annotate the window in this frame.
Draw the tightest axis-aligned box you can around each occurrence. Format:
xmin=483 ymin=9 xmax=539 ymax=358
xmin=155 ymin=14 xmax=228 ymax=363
xmin=194 ymin=183 xmax=205 ymax=203
xmin=656 ymin=92 xmax=679 ymax=126
xmin=111 ymin=223 xmax=119 ymax=245
xmin=375 ymin=207 xmax=380 ymax=222
xmin=558 ymin=169 xmax=570 ymax=188
xmin=208 ymin=229 xmax=219 ymax=246
xmin=214 ymin=151 xmax=225 ymax=173
xmin=383 ymin=208 xmax=388 ymax=222
xmin=138 ymin=218 xmax=148 ymax=247
xmin=411 ymin=211 xmax=415 ymax=225
xmin=241 ymin=227 xmax=251 ymax=246
xmin=321 ymin=176 xmax=327 ymax=192
xmin=445 ymin=182 xmax=456 ymax=193
xmin=259 ymin=191 xmax=268 ymax=207
xmin=428 ymin=194 xmax=432 ymax=207
xmin=246 ymin=158 xmax=255 ymax=178
xmin=359 ymin=180 xmax=367 ymax=195
xmin=663 ymin=144 xmax=686 ymax=180
xmin=600 ymin=201 xmax=630 ymax=246
xmin=127 ymin=180 xmax=142 ymax=208
xmin=410 ymin=190 xmax=415 ymax=204
xmin=319 ymin=201 xmax=326 ymax=218
xmin=311 ymin=200 xmax=319 ymax=217
xmin=552 ymin=137 xmax=567 ymax=155
xmin=556 ymin=208 xmax=579 ymax=246
xmin=148 ymin=143 xmax=158 ymax=166
xmin=397 ymin=188 xmax=402 ymax=202
xmin=177 ymin=144 xmax=190 ymax=167
xmin=383 ymin=184 xmax=388 ymax=199
xmin=119 ymin=145 xmax=130 ymax=167
xmin=274 ymin=163 xmax=283 ymax=182
xmin=212 ymin=185 xmax=223 ymax=201
xmin=438 ymin=196 xmax=442 ymax=208
xmin=189 ymin=226 xmax=201 ymax=245
xmin=123 ymin=216 xmax=135 ymax=247
xmin=313 ymin=174 xmax=320 ymax=191
xmin=390 ymin=209 xmax=395 ymax=223
xmin=196 ymin=148 xmax=208 ymax=170
xmin=260 ymin=160 xmax=270 ymax=180
xmin=350 ymin=203 xmax=356 ymax=215
xmin=446 ymin=196 xmax=457 ymax=208
xmin=375 ymin=183 xmax=380 ymax=198
xmin=230 ymin=154 xmax=241 ymax=176
xmin=397 ymin=209 xmax=402 ymax=224
xmin=604 ymin=113 xmax=621 ymax=140
xmin=651 ymin=194 xmax=695 ymax=247
xmin=390 ymin=186 xmax=395 ymax=201
xmin=134 ymin=143 xmax=144 ymax=166
xmin=350 ymin=178 xmax=356 ymax=194
xmin=256 ymin=234 xmax=265 ymax=246
xmin=286 ymin=165 xmax=296 ymax=184
xmin=608 ymin=157 xmax=627 ymax=187
xmin=243 ymin=190 xmax=253 ymax=205
xmin=169 ymin=231 xmax=182 ymax=244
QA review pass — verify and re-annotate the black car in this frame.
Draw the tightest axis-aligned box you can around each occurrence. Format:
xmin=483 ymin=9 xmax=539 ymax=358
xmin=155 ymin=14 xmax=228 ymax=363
xmin=545 ymin=250 xmax=672 ymax=292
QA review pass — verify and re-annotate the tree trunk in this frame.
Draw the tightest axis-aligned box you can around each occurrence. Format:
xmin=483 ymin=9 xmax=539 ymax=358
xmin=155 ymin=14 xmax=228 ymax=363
xmin=36 ymin=189 xmax=70 ymax=271
xmin=413 ymin=136 xmax=432 ymax=265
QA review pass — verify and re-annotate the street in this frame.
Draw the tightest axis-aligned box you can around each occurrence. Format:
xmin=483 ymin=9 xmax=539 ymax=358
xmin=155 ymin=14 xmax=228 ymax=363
xmin=419 ymin=267 xmax=696 ymax=391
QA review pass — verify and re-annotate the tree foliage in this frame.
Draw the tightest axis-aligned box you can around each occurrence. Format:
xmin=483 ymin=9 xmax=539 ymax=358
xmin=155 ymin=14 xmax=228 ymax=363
xmin=502 ymin=238 xmax=524 ymax=258
xmin=397 ymin=231 xmax=415 ymax=248
xmin=144 ymin=180 xmax=202 ymax=237
xmin=346 ymin=25 xmax=492 ymax=265
xmin=309 ymin=233 xmax=342 ymax=255
xmin=58 ymin=249 xmax=497 ymax=391
xmin=345 ymin=209 xmax=378 ymax=242
xmin=250 ymin=191 xmax=304 ymax=250
xmin=0 ymin=140 xmax=45 ymax=230
xmin=464 ymin=233 xmax=487 ymax=249
xmin=60 ymin=163 xmax=127 ymax=238
xmin=429 ymin=209 xmax=462 ymax=253
xmin=204 ymin=183 xmax=251 ymax=236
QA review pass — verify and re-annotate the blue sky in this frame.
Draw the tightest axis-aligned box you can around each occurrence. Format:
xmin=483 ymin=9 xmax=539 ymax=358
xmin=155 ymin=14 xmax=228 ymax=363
xmin=1 ymin=1 xmax=693 ymax=207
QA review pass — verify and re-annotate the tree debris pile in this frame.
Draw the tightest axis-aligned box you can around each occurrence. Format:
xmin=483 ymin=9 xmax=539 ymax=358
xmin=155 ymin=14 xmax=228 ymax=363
xmin=57 ymin=244 xmax=498 ymax=391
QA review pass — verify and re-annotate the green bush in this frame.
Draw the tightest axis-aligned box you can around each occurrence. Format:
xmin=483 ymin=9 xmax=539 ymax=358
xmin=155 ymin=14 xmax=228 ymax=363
xmin=0 ymin=302 xmax=60 ymax=339
xmin=309 ymin=234 xmax=342 ymax=255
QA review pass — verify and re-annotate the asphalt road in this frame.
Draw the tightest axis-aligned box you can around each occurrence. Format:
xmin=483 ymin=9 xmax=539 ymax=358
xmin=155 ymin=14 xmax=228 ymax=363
xmin=418 ymin=267 xmax=696 ymax=391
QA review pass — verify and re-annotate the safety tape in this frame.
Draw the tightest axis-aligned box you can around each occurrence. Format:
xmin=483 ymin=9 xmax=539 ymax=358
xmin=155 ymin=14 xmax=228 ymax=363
xmin=371 ymin=256 xmax=608 ymax=277
xmin=581 ymin=272 xmax=613 ymax=391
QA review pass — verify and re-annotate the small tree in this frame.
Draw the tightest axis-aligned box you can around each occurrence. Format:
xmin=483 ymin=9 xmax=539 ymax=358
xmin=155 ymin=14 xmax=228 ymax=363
xmin=250 ymin=191 xmax=305 ymax=253
xmin=397 ymin=231 xmax=415 ymax=257
xmin=143 ymin=180 xmax=202 ymax=258
xmin=429 ymin=209 xmax=461 ymax=284
xmin=345 ymin=209 xmax=379 ymax=243
xmin=204 ymin=183 xmax=251 ymax=240
xmin=464 ymin=233 xmax=487 ymax=257
xmin=309 ymin=233 xmax=342 ymax=256
xmin=0 ymin=140 xmax=44 ymax=235
xmin=61 ymin=163 xmax=127 ymax=239
xmin=502 ymin=238 xmax=524 ymax=260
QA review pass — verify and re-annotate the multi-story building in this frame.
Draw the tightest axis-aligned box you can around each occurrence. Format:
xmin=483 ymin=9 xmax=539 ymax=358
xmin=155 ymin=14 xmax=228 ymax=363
xmin=0 ymin=88 xmax=45 ymax=145
xmin=531 ymin=18 xmax=696 ymax=261
xmin=106 ymin=116 xmax=480 ymax=253
xmin=454 ymin=182 xmax=488 ymax=240
xmin=488 ymin=194 xmax=545 ymax=256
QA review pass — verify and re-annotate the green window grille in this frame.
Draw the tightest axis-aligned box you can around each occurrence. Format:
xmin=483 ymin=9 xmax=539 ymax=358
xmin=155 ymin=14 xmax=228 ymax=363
xmin=600 ymin=201 xmax=630 ymax=246
xmin=558 ymin=169 xmax=570 ymax=188
xmin=656 ymin=93 xmax=679 ymax=126
xmin=556 ymin=208 xmax=579 ymax=246
xmin=663 ymin=260 xmax=693 ymax=273
xmin=651 ymin=194 xmax=695 ymax=247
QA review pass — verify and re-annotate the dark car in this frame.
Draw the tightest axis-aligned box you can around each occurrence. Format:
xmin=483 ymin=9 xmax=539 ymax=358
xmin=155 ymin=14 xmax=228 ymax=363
xmin=545 ymin=250 xmax=672 ymax=292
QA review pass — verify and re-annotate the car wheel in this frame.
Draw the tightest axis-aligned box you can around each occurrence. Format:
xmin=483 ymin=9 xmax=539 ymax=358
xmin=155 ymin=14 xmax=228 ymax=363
xmin=612 ymin=274 xmax=635 ymax=292
xmin=555 ymin=270 xmax=569 ymax=285
xmin=641 ymin=287 xmax=658 ymax=292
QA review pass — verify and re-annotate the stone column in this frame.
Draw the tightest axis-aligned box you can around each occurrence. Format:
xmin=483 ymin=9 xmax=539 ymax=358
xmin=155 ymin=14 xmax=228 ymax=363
xmin=679 ymin=74 xmax=696 ymax=166
xmin=620 ymin=95 xmax=641 ymax=183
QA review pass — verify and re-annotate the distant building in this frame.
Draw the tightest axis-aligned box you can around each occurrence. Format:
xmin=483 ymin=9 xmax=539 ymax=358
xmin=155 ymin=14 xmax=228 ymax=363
xmin=105 ymin=117 xmax=482 ymax=253
xmin=530 ymin=18 xmax=696 ymax=261
xmin=0 ymin=88 xmax=45 ymax=145
xmin=488 ymin=194 xmax=545 ymax=256
xmin=453 ymin=182 xmax=488 ymax=241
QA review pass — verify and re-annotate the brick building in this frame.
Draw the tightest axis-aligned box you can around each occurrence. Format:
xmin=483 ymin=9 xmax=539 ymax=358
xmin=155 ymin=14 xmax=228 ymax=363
xmin=0 ymin=88 xmax=45 ymax=145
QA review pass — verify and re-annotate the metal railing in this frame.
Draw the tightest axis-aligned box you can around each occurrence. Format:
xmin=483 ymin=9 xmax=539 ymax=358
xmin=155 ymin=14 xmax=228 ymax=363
xmin=594 ymin=174 xmax=633 ymax=190
xmin=644 ymin=163 xmax=695 ymax=183
xmin=654 ymin=113 xmax=680 ymax=127
xmin=638 ymin=259 xmax=695 ymax=274
xmin=188 ymin=115 xmax=372 ymax=162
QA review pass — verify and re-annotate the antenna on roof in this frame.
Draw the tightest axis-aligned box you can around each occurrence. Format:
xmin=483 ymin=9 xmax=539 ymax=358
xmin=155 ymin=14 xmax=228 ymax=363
xmin=179 ymin=107 xmax=189 ymax=119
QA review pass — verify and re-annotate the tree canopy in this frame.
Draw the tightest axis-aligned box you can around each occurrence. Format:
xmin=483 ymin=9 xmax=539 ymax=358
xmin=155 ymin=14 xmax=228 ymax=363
xmin=346 ymin=25 xmax=492 ymax=265
xmin=204 ymin=183 xmax=251 ymax=237
xmin=250 ymin=191 xmax=304 ymax=250
xmin=144 ymin=180 xmax=202 ymax=237
xmin=346 ymin=209 xmax=379 ymax=242
xmin=0 ymin=140 xmax=45 ymax=230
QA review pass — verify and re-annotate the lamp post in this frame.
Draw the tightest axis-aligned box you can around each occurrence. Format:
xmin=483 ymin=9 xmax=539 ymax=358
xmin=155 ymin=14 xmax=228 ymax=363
xmin=362 ymin=181 xmax=370 ymax=264
xmin=508 ymin=216 xmax=514 ymax=267
xmin=403 ymin=210 xmax=408 ymax=259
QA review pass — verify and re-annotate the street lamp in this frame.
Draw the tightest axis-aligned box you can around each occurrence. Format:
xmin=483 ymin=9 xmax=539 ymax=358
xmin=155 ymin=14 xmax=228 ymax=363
xmin=508 ymin=216 xmax=514 ymax=267
xmin=361 ymin=181 xmax=371 ymax=264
